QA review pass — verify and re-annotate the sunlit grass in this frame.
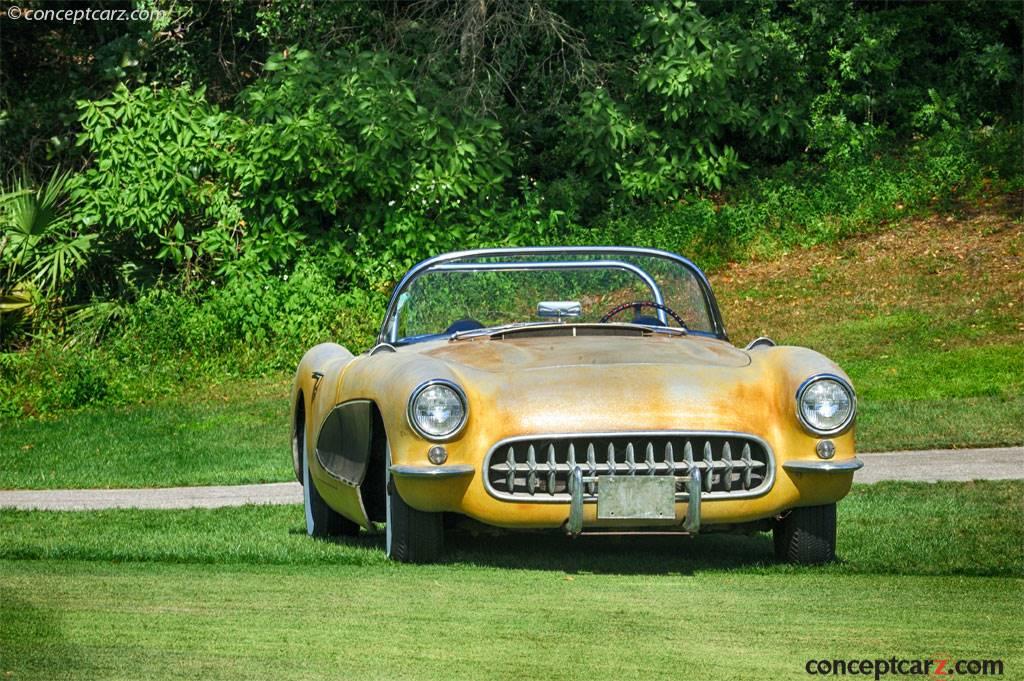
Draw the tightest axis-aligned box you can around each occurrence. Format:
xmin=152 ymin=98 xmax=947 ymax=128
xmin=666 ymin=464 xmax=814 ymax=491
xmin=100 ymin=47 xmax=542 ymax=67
xmin=1 ymin=482 xmax=1022 ymax=681
xmin=0 ymin=378 xmax=291 ymax=489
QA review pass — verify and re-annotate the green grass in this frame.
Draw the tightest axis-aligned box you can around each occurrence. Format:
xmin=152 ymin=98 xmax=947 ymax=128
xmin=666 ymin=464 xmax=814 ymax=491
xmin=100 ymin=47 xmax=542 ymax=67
xmin=1 ymin=482 xmax=1022 ymax=680
xmin=3 ymin=561 xmax=1020 ymax=681
xmin=0 ymin=379 xmax=291 ymax=489
xmin=848 ymin=342 xmax=1024 ymax=451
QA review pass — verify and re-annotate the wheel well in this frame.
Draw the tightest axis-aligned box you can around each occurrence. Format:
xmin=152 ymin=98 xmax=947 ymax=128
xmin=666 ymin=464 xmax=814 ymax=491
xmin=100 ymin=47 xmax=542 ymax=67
xmin=363 ymin=404 xmax=388 ymax=523
xmin=293 ymin=390 xmax=305 ymax=484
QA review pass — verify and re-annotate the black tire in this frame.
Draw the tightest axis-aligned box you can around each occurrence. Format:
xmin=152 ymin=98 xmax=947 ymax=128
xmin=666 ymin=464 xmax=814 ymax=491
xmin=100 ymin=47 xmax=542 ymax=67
xmin=302 ymin=427 xmax=360 ymax=539
xmin=773 ymin=503 xmax=836 ymax=565
xmin=385 ymin=445 xmax=443 ymax=563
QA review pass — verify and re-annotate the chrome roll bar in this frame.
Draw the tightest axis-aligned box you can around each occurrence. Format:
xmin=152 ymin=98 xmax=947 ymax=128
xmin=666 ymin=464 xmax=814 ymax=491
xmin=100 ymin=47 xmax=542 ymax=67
xmin=377 ymin=246 xmax=728 ymax=344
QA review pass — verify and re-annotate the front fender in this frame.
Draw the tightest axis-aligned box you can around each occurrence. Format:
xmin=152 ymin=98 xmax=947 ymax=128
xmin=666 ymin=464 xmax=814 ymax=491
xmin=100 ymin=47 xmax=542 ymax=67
xmin=290 ymin=342 xmax=355 ymax=481
xmin=749 ymin=344 xmax=858 ymax=505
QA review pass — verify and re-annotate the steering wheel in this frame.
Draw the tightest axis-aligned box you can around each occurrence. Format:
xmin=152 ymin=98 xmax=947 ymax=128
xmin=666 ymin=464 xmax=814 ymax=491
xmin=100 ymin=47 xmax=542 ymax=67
xmin=599 ymin=300 xmax=688 ymax=328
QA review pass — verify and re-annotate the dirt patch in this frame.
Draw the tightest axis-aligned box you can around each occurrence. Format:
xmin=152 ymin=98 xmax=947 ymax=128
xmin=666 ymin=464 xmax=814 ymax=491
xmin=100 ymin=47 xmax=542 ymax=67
xmin=710 ymin=191 xmax=1024 ymax=345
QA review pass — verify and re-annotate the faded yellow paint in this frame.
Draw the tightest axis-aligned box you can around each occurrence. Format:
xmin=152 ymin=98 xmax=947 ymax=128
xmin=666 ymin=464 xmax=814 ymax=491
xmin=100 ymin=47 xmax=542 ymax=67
xmin=292 ymin=331 xmax=857 ymax=531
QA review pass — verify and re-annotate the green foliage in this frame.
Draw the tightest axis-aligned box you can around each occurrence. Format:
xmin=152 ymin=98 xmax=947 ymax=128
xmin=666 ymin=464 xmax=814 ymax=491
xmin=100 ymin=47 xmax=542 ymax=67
xmin=0 ymin=169 xmax=93 ymax=346
xmin=66 ymin=49 xmax=512 ymax=288
xmin=571 ymin=0 xmax=795 ymax=196
xmin=0 ymin=259 xmax=390 ymax=418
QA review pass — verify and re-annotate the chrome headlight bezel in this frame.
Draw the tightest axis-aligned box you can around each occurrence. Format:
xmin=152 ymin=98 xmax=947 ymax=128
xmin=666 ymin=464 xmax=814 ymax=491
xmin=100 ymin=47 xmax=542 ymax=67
xmin=407 ymin=379 xmax=468 ymax=442
xmin=795 ymin=373 xmax=857 ymax=436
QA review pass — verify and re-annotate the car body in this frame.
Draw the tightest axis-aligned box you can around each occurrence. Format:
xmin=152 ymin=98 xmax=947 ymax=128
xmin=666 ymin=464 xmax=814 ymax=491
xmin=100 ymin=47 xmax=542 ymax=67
xmin=291 ymin=247 xmax=862 ymax=563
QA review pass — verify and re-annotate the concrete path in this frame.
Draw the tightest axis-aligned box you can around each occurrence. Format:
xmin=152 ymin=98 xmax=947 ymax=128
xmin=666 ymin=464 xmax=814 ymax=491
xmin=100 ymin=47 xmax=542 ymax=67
xmin=1 ymin=447 xmax=1020 ymax=511
xmin=856 ymin=446 xmax=1022 ymax=484
xmin=0 ymin=482 xmax=302 ymax=511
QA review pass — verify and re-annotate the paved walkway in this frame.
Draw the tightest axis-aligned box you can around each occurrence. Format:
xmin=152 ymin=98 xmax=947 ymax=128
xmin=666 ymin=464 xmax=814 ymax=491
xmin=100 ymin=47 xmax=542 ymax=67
xmin=0 ymin=482 xmax=302 ymax=511
xmin=0 ymin=447 xmax=1020 ymax=511
xmin=856 ymin=446 xmax=1021 ymax=484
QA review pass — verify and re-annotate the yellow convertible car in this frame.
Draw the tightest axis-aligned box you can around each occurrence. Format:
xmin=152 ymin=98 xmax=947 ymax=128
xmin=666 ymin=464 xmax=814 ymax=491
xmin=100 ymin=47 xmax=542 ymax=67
xmin=291 ymin=247 xmax=862 ymax=563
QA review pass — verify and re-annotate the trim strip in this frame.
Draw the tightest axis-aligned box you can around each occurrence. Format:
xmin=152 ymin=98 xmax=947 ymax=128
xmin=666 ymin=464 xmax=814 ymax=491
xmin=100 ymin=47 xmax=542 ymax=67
xmin=389 ymin=464 xmax=476 ymax=478
xmin=783 ymin=458 xmax=864 ymax=473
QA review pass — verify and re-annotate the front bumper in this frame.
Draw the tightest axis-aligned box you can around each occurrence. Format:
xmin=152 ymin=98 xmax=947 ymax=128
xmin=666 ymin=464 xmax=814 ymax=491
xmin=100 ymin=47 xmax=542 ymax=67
xmin=783 ymin=459 xmax=864 ymax=473
xmin=390 ymin=455 xmax=862 ymax=531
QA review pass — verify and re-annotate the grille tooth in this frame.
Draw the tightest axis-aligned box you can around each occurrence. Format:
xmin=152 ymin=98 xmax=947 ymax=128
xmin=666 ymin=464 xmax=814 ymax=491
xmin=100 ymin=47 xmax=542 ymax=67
xmin=546 ymin=444 xmax=557 ymax=495
xmin=741 ymin=443 xmax=753 ymax=489
xmin=526 ymin=445 xmax=538 ymax=495
xmin=721 ymin=441 xmax=734 ymax=492
xmin=586 ymin=443 xmax=597 ymax=495
xmin=485 ymin=434 xmax=772 ymax=501
xmin=505 ymin=446 xmax=516 ymax=492
xmin=703 ymin=441 xmax=714 ymax=492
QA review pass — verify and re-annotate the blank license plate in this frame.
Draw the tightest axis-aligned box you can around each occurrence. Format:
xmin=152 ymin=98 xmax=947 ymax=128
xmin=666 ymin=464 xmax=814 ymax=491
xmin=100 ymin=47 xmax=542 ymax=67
xmin=597 ymin=476 xmax=676 ymax=520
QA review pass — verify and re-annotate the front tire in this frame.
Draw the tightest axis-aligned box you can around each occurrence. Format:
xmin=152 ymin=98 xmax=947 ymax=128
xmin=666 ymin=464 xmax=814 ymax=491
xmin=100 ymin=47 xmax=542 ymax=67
xmin=773 ymin=503 xmax=836 ymax=564
xmin=385 ymin=445 xmax=444 ymax=563
xmin=302 ymin=429 xmax=359 ymax=538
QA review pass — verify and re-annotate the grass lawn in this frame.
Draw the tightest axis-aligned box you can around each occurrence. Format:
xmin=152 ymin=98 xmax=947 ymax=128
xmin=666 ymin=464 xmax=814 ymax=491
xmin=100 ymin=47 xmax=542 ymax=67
xmin=1 ymin=482 xmax=1022 ymax=680
xmin=0 ymin=378 xmax=293 ymax=489
xmin=0 ymin=195 xmax=1020 ymax=490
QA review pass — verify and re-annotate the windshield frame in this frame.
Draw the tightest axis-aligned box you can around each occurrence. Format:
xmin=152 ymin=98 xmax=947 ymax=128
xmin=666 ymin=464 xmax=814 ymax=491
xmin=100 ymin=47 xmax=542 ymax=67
xmin=376 ymin=246 xmax=728 ymax=345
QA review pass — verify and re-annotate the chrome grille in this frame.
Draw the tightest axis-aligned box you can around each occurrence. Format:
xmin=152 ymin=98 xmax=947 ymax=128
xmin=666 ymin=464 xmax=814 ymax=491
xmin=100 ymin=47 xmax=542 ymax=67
xmin=484 ymin=432 xmax=774 ymax=502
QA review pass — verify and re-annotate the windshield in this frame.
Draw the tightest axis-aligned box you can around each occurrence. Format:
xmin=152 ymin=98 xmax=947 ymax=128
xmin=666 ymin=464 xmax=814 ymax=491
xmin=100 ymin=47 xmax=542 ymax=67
xmin=379 ymin=248 xmax=725 ymax=344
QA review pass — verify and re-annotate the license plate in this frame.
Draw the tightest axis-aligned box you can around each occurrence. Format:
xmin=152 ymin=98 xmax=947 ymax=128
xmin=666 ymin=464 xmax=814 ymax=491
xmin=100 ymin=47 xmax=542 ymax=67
xmin=597 ymin=476 xmax=676 ymax=520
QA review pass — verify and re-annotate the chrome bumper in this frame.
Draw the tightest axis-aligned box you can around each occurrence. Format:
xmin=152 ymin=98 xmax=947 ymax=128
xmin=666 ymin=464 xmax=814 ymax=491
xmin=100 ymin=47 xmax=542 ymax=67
xmin=782 ymin=458 xmax=864 ymax=473
xmin=389 ymin=464 xmax=475 ymax=478
xmin=565 ymin=467 xmax=703 ymax=536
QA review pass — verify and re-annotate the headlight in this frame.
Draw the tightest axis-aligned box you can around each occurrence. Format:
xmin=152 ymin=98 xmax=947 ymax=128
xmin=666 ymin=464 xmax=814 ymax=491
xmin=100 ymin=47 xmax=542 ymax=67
xmin=796 ymin=375 xmax=856 ymax=435
xmin=408 ymin=380 xmax=468 ymax=440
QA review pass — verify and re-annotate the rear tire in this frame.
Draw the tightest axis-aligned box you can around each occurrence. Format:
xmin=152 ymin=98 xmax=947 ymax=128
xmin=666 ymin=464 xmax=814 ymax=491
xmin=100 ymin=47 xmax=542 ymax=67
xmin=773 ymin=504 xmax=836 ymax=564
xmin=385 ymin=444 xmax=443 ymax=563
xmin=302 ymin=425 xmax=360 ymax=538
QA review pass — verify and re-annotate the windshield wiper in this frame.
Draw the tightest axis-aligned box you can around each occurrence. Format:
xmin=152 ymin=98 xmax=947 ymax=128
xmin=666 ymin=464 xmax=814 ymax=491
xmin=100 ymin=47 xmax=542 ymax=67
xmin=450 ymin=322 xmax=554 ymax=341
xmin=449 ymin=321 xmax=686 ymax=342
